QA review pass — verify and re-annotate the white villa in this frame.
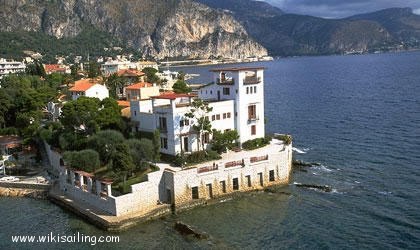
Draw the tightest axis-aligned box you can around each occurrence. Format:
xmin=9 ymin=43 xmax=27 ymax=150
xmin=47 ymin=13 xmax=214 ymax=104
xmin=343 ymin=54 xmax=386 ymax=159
xmin=51 ymin=66 xmax=293 ymax=224
xmin=130 ymin=67 xmax=265 ymax=155
xmin=101 ymin=59 xmax=158 ymax=76
xmin=69 ymin=79 xmax=109 ymax=101
xmin=0 ymin=58 xmax=26 ymax=78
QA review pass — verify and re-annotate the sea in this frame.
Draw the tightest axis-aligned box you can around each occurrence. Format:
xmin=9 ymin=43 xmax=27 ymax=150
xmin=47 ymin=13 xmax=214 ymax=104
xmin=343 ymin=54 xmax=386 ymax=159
xmin=1 ymin=52 xmax=420 ymax=249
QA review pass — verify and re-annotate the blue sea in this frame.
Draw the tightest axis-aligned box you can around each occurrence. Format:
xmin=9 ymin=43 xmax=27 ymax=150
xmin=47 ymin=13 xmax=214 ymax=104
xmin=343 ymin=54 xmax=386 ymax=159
xmin=1 ymin=52 xmax=420 ymax=249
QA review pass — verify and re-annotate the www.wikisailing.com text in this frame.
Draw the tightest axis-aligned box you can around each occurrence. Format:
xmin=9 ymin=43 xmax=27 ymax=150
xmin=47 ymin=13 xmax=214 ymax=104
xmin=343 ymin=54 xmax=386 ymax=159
xmin=11 ymin=232 xmax=119 ymax=246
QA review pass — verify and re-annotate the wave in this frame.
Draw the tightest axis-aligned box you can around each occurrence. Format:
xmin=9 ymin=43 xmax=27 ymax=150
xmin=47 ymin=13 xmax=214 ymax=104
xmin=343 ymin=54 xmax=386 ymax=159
xmin=312 ymin=165 xmax=333 ymax=172
xmin=292 ymin=147 xmax=309 ymax=154
xmin=378 ymin=191 xmax=392 ymax=196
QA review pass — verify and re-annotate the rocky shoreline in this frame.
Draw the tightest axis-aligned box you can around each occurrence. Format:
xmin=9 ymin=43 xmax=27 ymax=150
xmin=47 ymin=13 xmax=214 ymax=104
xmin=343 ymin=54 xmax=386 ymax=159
xmin=0 ymin=186 xmax=48 ymax=199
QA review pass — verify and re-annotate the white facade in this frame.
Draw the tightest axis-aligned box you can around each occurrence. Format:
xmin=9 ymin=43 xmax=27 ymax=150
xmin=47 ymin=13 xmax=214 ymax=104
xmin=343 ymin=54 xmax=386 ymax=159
xmin=101 ymin=60 xmax=137 ymax=76
xmin=198 ymin=67 xmax=265 ymax=144
xmin=0 ymin=58 xmax=26 ymax=78
xmin=130 ymin=67 xmax=266 ymax=156
xmin=70 ymin=84 xmax=109 ymax=101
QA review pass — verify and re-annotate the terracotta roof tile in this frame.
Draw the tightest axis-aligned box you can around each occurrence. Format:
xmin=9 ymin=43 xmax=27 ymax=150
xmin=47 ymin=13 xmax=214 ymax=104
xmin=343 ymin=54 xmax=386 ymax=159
xmin=117 ymin=101 xmax=130 ymax=107
xmin=69 ymin=78 xmax=102 ymax=92
xmin=126 ymin=82 xmax=153 ymax=90
xmin=117 ymin=69 xmax=145 ymax=77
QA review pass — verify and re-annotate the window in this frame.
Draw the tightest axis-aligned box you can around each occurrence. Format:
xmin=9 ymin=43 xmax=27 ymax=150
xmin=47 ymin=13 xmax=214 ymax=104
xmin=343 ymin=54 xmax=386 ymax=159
xmin=233 ymin=178 xmax=239 ymax=190
xmin=248 ymin=105 xmax=257 ymax=120
xmin=160 ymin=137 xmax=168 ymax=149
xmin=269 ymin=170 xmax=275 ymax=182
xmin=223 ymin=87 xmax=230 ymax=95
xmin=227 ymin=112 xmax=231 ymax=118
xmin=246 ymin=175 xmax=251 ymax=187
xmin=212 ymin=115 xmax=216 ymax=121
xmin=258 ymin=173 xmax=263 ymax=186
xmin=210 ymin=90 xmax=213 ymax=95
xmin=220 ymin=181 xmax=226 ymax=193
xmin=134 ymin=111 xmax=137 ymax=116
xmin=250 ymin=87 xmax=253 ymax=94
xmin=216 ymin=114 xmax=220 ymax=120
xmin=254 ymin=86 xmax=257 ymax=93
xmin=246 ymin=87 xmax=249 ymax=94
xmin=192 ymin=187 xmax=199 ymax=199
xmin=223 ymin=113 xmax=226 ymax=119
xmin=202 ymin=133 xmax=210 ymax=144
xmin=159 ymin=117 xmax=167 ymax=132
xmin=251 ymin=125 xmax=256 ymax=135
xmin=180 ymin=119 xmax=190 ymax=127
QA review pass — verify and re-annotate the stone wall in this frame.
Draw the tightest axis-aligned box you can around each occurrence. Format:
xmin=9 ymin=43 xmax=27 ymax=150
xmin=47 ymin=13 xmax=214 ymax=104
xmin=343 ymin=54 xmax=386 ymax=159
xmin=168 ymin=144 xmax=293 ymax=208
xmin=51 ymin=141 xmax=292 ymax=219
xmin=43 ymin=141 xmax=62 ymax=177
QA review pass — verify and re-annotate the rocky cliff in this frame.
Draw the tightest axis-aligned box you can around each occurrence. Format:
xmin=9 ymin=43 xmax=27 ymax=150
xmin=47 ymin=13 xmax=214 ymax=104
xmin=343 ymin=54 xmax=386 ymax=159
xmin=0 ymin=0 xmax=267 ymax=59
xmin=197 ymin=1 xmax=420 ymax=56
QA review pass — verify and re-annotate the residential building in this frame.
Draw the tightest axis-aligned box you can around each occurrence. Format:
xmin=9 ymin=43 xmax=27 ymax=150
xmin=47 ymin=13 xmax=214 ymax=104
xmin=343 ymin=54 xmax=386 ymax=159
xmin=44 ymin=64 xmax=71 ymax=75
xmin=0 ymin=58 xmax=26 ymax=78
xmin=130 ymin=67 xmax=265 ymax=156
xmin=101 ymin=59 xmax=137 ymax=76
xmin=198 ymin=67 xmax=265 ymax=144
xmin=113 ymin=69 xmax=146 ymax=99
xmin=69 ymin=78 xmax=109 ymax=101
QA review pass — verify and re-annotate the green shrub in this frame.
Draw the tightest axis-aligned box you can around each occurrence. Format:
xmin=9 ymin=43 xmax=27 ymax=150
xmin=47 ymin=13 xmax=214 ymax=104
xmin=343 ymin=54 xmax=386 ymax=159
xmin=242 ymin=137 xmax=271 ymax=150
xmin=274 ymin=134 xmax=293 ymax=145
xmin=187 ymin=150 xmax=221 ymax=164
xmin=211 ymin=129 xmax=239 ymax=153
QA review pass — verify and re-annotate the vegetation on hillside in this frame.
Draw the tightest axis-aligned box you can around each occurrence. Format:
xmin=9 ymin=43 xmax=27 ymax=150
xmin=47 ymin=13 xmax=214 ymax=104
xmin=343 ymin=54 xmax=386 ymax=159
xmin=0 ymin=25 xmax=135 ymax=63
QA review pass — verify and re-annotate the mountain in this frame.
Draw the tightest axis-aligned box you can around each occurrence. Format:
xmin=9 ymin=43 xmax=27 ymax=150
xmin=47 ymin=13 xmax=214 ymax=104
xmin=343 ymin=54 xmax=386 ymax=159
xmin=0 ymin=0 xmax=267 ymax=60
xmin=196 ymin=1 xmax=420 ymax=56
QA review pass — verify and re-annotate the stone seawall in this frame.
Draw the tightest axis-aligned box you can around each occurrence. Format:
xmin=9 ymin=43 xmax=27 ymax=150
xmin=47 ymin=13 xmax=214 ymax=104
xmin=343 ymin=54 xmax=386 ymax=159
xmin=0 ymin=182 xmax=51 ymax=198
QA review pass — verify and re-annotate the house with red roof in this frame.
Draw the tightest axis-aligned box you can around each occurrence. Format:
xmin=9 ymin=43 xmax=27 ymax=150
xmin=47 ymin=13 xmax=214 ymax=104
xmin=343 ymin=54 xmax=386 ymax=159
xmin=44 ymin=64 xmax=71 ymax=75
xmin=69 ymin=78 xmax=109 ymax=101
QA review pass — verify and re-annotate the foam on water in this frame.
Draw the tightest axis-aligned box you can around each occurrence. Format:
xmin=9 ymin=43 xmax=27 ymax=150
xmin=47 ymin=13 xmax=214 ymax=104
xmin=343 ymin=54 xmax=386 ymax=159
xmin=292 ymin=147 xmax=308 ymax=154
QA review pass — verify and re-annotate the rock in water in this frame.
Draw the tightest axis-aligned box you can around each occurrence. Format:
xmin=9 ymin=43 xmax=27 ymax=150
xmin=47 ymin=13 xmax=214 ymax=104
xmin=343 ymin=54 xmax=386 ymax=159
xmin=174 ymin=221 xmax=209 ymax=239
xmin=295 ymin=184 xmax=333 ymax=192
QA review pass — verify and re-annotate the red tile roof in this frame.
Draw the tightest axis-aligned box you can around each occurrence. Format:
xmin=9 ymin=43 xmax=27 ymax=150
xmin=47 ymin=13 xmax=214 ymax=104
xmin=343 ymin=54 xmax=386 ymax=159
xmin=117 ymin=101 xmax=130 ymax=107
xmin=117 ymin=69 xmax=145 ymax=77
xmin=69 ymin=78 xmax=102 ymax=92
xmin=151 ymin=92 xmax=195 ymax=100
xmin=44 ymin=64 xmax=67 ymax=73
xmin=126 ymin=82 xmax=153 ymax=90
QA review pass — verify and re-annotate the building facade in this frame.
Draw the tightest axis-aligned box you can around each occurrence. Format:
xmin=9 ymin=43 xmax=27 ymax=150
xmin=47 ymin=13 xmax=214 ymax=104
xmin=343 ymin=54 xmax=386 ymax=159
xmin=0 ymin=58 xmax=26 ymax=78
xmin=198 ymin=67 xmax=265 ymax=144
xmin=130 ymin=67 xmax=266 ymax=156
xmin=69 ymin=79 xmax=109 ymax=101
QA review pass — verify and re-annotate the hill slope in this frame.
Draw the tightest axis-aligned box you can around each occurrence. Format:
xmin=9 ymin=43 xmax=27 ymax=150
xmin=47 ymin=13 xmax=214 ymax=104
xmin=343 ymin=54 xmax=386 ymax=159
xmin=0 ymin=0 xmax=267 ymax=60
xmin=196 ymin=1 xmax=420 ymax=55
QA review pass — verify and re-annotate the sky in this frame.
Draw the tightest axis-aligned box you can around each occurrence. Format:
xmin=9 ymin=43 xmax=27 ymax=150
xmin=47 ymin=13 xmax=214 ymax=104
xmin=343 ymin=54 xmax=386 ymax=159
xmin=264 ymin=0 xmax=420 ymax=19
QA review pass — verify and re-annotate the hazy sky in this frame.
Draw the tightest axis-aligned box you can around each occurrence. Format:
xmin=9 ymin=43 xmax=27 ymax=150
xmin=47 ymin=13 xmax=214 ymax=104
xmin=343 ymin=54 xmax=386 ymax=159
xmin=264 ymin=0 xmax=420 ymax=19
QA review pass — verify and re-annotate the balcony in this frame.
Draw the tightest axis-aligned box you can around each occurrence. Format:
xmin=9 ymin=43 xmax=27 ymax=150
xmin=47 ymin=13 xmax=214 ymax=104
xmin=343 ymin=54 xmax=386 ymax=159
xmin=243 ymin=76 xmax=261 ymax=85
xmin=248 ymin=116 xmax=259 ymax=122
xmin=217 ymin=78 xmax=235 ymax=85
xmin=197 ymin=164 xmax=218 ymax=174
xmin=250 ymin=155 xmax=268 ymax=163
xmin=225 ymin=160 xmax=244 ymax=168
